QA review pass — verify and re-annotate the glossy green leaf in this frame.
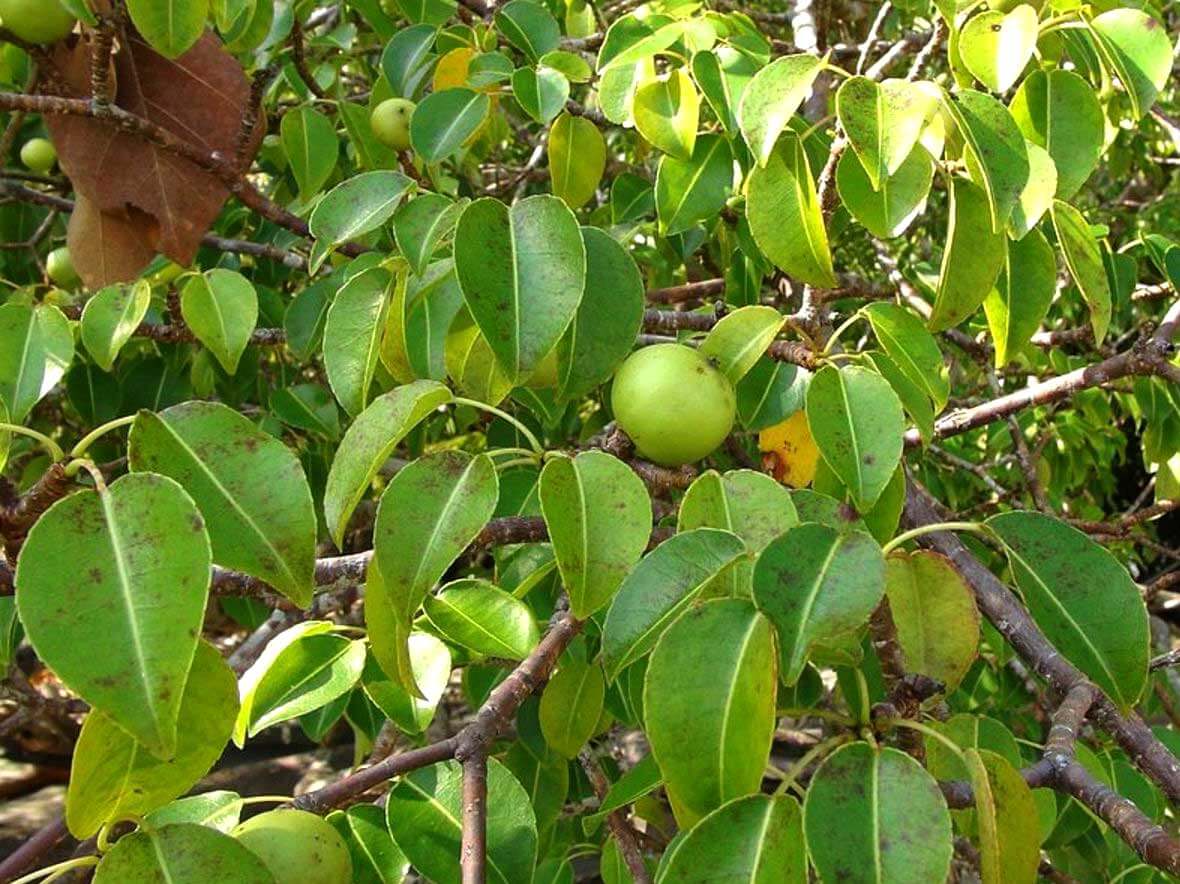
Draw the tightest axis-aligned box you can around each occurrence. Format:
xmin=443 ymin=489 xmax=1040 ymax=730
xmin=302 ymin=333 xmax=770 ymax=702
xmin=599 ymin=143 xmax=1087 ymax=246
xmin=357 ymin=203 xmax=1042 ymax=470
xmin=423 ymin=578 xmax=540 ymax=659
xmin=1087 ymin=9 xmax=1172 ymax=121
xmin=381 ymin=24 xmax=438 ymax=98
xmin=983 ymin=227 xmax=1056 ymax=367
xmin=329 ymin=804 xmax=410 ymax=884
xmin=129 ymin=401 xmax=317 ymax=607
xmin=656 ymin=133 xmax=733 ymax=236
xmin=271 ymin=384 xmax=341 ymax=439
xmin=322 ymin=379 xmax=452 ymax=546
xmin=0 ymin=303 xmax=74 ymax=421
xmin=410 ymin=88 xmax=490 ymax=162
xmin=601 ymin=528 xmax=747 ymax=680
xmin=362 ymin=634 xmax=451 ymax=735
xmin=393 ymin=194 xmax=467 ymax=277
xmin=752 ymin=523 xmax=885 ymax=685
xmin=539 ymin=657 xmax=606 ymax=757
xmin=180 ymin=270 xmax=258 ymax=375
xmin=371 ymin=451 xmax=498 ymax=693
xmin=66 ymin=642 xmax=237 ymax=838
xmin=659 ymin=794 xmax=806 ymax=883
xmin=513 ymin=66 xmax=570 ymax=124
xmin=126 ymin=0 xmax=206 ymax=58
xmin=964 ymin=748 xmax=1040 ymax=884
xmin=324 ymin=267 xmax=393 ymax=416
xmin=453 ymin=195 xmax=586 ymax=382
xmin=803 ymin=742 xmax=953 ymax=884
xmin=836 ymin=145 xmax=934 ymax=239
xmin=736 ymin=359 xmax=809 ymax=432
xmin=548 ymin=112 xmax=606 ymax=210
xmin=93 ymin=824 xmax=275 ymax=884
xmin=699 ymin=306 xmax=783 ymax=385
xmin=738 ymin=54 xmax=822 ymax=167
xmin=986 ymin=511 xmax=1149 ymax=709
xmin=282 ymin=106 xmax=339 ymax=198
xmin=386 ymin=758 xmax=538 ymax=884
xmin=805 ymin=365 xmax=905 ymax=511
xmin=540 ymin=451 xmax=652 ymax=619
xmin=884 ymin=550 xmax=979 ymax=691
xmin=746 ymin=133 xmax=835 ymax=288
xmin=836 ymin=77 xmax=938 ymax=190
xmin=16 ymin=473 xmax=209 ymax=758
xmin=864 ymin=302 xmax=948 ymax=411
xmin=633 ymin=68 xmax=699 ymax=160
xmin=928 ymin=178 xmax=1006 ymax=332
xmin=144 ymin=791 xmax=243 ymax=833
xmin=496 ymin=0 xmax=561 ymax=62
xmin=1007 ymin=141 xmax=1057 ymax=239
xmin=1051 ymin=199 xmax=1112 ymax=344
xmin=1009 ymin=69 xmax=1104 ymax=200
xmin=644 ymin=599 xmax=777 ymax=826
xmin=81 ymin=281 xmax=152 ymax=372
xmin=959 ymin=5 xmax=1037 ymax=93
xmin=691 ymin=47 xmax=759 ymax=136
xmin=309 ymin=172 xmax=413 ymax=269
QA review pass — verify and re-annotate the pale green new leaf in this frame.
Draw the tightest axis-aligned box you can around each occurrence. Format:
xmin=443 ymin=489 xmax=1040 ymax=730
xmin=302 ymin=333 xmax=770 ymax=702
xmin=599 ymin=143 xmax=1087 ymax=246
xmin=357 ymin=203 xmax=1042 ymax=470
xmin=738 ymin=54 xmax=823 ymax=167
xmin=126 ymin=0 xmax=207 ymax=58
xmin=81 ymin=282 xmax=152 ymax=372
xmin=699 ymin=306 xmax=784 ymax=386
xmin=548 ymin=113 xmax=606 ymax=209
xmin=0 ymin=303 xmax=74 ymax=421
xmin=423 ymin=578 xmax=539 ymax=659
xmin=1051 ymin=199 xmax=1112 ymax=344
xmin=324 ymin=267 xmax=393 ymax=416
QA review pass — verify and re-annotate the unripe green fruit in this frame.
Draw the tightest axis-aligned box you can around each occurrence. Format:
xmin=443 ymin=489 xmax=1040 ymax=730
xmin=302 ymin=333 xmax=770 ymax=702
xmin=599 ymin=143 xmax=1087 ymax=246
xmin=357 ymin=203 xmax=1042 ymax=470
xmin=611 ymin=343 xmax=736 ymax=467
xmin=0 ymin=0 xmax=76 ymax=44
xmin=46 ymin=247 xmax=79 ymax=289
xmin=371 ymin=98 xmax=415 ymax=151
xmin=234 ymin=809 xmax=352 ymax=884
xmin=20 ymin=138 xmax=56 ymax=173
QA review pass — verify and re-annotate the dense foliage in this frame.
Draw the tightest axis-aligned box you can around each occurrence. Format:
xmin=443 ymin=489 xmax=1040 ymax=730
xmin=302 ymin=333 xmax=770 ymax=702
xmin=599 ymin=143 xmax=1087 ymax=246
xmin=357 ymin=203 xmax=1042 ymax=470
xmin=0 ymin=0 xmax=1178 ymax=882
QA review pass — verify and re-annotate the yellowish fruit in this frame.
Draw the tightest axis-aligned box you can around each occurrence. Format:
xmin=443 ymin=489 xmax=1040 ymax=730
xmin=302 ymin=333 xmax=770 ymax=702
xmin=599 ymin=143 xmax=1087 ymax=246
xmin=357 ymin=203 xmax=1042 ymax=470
xmin=20 ymin=138 xmax=56 ymax=173
xmin=0 ymin=0 xmax=76 ymax=44
xmin=759 ymin=410 xmax=819 ymax=488
xmin=371 ymin=97 xmax=415 ymax=151
xmin=46 ymin=247 xmax=80 ymax=289
xmin=234 ymin=810 xmax=352 ymax=884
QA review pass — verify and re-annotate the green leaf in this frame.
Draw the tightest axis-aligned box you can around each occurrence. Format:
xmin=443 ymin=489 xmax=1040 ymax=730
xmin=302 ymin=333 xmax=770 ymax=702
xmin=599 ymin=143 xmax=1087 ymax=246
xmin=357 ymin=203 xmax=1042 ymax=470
xmin=393 ymin=194 xmax=468 ymax=277
xmin=753 ymin=523 xmax=885 ymax=685
xmin=964 ymin=749 xmax=1041 ymax=884
xmin=692 ymin=47 xmax=759 ymax=137
xmin=1087 ymin=9 xmax=1172 ymax=121
xmin=81 ymin=282 xmax=152 ymax=372
xmin=309 ymin=172 xmax=414 ymax=269
xmin=129 ymin=401 xmax=317 ymax=607
xmin=746 ymin=133 xmax=836 ymax=288
xmin=324 ymin=267 xmax=393 ymax=416
xmin=582 ymin=754 xmax=661 ymax=833
xmin=503 ymin=742 xmax=569 ymax=833
xmin=362 ymin=634 xmax=451 ymax=735
xmin=180 ymin=270 xmax=258 ymax=375
xmin=381 ymin=24 xmax=438 ymax=98
xmin=548 ymin=112 xmax=607 ymax=210
xmin=985 ymin=511 xmax=1149 ymax=709
xmin=453 ymin=195 xmax=586 ymax=382
xmin=884 ymin=550 xmax=979 ymax=692
xmin=660 ymin=794 xmax=807 ymax=883
xmin=540 ymin=49 xmax=593 ymax=82
xmin=322 ymin=379 xmax=452 ymax=546
xmin=271 ymin=383 xmax=341 ymax=439
xmin=655 ymin=133 xmax=733 ymax=236
xmin=601 ymin=528 xmax=747 ymax=681
xmin=410 ymin=88 xmax=490 ymax=162
xmin=737 ymin=54 xmax=823 ymax=167
xmin=959 ymin=6 xmax=1037 ymax=93
xmin=66 ymin=642 xmax=237 ymax=838
xmin=234 ymin=624 xmax=366 ymax=742
xmin=539 ymin=451 xmax=652 ymax=619
xmin=384 ymin=261 xmax=466 ymax=382
xmin=284 ymin=276 xmax=334 ymax=361
xmin=386 ymin=758 xmax=538 ymax=884
xmin=939 ymin=89 xmax=1030 ymax=234
xmin=93 ymin=823 xmax=275 ymax=884
xmin=597 ymin=16 xmax=683 ymax=71
xmin=928 ymin=178 xmax=1006 ymax=332
xmin=644 ymin=599 xmax=777 ymax=826
xmin=1051 ymin=199 xmax=1112 ymax=344
xmin=864 ymin=302 xmax=949 ymax=412
xmin=835 ymin=145 xmax=934 ymax=240
xmin=555 ymin=227 xmax=645 ymax=401
xmin=805 ymin=365 xmax=905 ymax=512
xmin=983 ymin=227 xmax=1056 ymax=367
xmin=329 ymin=805 xmax=410 ymax=884
xmin=1007 ymin=141 xmax=1057 ymax=239
xmin=836 ymin=77 xmax=938 ymax=190
xmin=803 ymin=743 xmax=953 ymax=884
xmin=633 ymin=68 xmax=700 ymax=160
xmin=1009 ymin=69 xmax=1105 ymax=200
xmin=423 ymin=578 xmax=540 ymax=659
xmin=736 ymin=358 xmax=809 ymax=432
xmin=126 ymin=0 xmax=207 ymax=58
xmin=495 ymin=0 xmax=561 ymax=62
xmin=0 ymin=303 xmax=74 ymax=421
xmin=282 ymin=106 xmax=339 ymax=199
xmin=445 ymin=310 xmax=515 ymax=405
xmin=512 ymin=66 xmax=570 ymax=124
xmin=144 ymin=791 xmax=243 ymax=833
xmin=16 ymin=473 xmax=209 ymax=757
xmin=371 ymin=451 xmax=498 ymax=693
xmin=539 ymin=656 xmax=606 ymax=757
xmin=393 ymin=0 xmax=456 ymax=27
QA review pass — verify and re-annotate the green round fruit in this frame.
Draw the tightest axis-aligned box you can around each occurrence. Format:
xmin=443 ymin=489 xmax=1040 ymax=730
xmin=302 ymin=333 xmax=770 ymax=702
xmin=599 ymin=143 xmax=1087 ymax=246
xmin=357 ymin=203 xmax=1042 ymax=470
xmin=0 ymin=0 xmax=76 ymax=44
xmin=46 ymin=247 xmax=79 ymax=289
xmin=20 ymin=138 xmax=56 ymax=173
xmin=371 ymin=97 xmax=415 ymax=151
xmin=234 ymin=809 xmax=352 ymax=884
xmin=611 ymin=343 xmax=736 ymax=467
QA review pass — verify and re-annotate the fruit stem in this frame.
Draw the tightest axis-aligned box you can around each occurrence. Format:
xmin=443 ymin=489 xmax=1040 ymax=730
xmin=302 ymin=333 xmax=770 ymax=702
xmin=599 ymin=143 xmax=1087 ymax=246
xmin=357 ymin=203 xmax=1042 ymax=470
xmin=0 ymin=423 xmax=64 ymax=462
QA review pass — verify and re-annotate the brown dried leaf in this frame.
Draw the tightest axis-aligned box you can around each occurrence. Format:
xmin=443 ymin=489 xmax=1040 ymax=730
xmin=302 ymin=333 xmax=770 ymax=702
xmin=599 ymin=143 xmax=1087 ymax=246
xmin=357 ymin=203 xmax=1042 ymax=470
xmin=47 ymin=29 xmax=258 ymax=282
xmin=68 ymin=195 xmax=158 ymax=289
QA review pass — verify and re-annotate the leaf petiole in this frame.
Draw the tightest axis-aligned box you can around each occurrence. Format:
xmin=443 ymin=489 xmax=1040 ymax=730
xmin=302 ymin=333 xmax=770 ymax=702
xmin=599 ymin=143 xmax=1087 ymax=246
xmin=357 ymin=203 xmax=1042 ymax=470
xmin=0 ymin=423 xmax=64 ymax=462
xmin=70 ymin=414 xmax=137 ymax=459
xmin=881 ymin=521 xmax=987 ymax=555
xmin=452 ymin=397 xmax=545 ymax=456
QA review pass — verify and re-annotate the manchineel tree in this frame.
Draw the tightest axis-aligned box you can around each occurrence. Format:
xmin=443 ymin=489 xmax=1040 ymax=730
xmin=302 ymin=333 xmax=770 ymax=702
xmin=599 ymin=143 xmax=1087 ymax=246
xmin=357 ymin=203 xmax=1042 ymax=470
xmin=0 ymin=0 xmax=1176 ymax=881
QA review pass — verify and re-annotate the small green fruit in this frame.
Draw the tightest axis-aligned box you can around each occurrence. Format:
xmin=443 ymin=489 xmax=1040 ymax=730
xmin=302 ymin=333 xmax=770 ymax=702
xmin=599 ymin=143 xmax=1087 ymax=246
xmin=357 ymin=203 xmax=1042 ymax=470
xmin=611 ymin=343 xmax=736 ymax=467
xmin=234 ymin=809 xmax=352 ymax=884
xmin=20 ymin=138 xmax=56 ymax=173
xmin=0 ymin=0 xmax=76 ymax=44
xmin=371 ymin=97 xmax=416 ymax=151
xmin=46 ymin=247 xmax=80 ymax=289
